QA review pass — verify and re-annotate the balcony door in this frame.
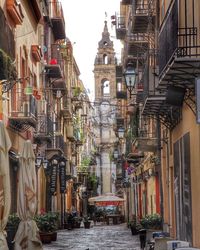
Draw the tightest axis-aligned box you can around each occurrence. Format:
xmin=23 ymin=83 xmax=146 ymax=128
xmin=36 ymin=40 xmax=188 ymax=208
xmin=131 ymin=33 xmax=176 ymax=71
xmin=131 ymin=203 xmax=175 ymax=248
xmin=173 ymin=132 xmax=192 ymax=243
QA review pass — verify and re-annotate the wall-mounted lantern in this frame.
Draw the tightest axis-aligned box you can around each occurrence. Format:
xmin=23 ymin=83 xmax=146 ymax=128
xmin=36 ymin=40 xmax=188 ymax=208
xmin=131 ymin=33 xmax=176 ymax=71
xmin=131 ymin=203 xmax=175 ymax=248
xmin=124 ymin=62 xmax=137 ymax=98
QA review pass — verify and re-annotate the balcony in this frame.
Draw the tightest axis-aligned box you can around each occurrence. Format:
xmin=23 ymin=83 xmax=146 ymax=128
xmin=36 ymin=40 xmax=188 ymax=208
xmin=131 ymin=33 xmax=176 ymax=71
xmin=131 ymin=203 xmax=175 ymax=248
xmin=127 ymin=33 xmax=149 ymax=56
xmin=121 ymin=0 xmax=132 ymax=5
xmin=123 ymin=42 xmax=146 ymax=68
xmin=6 ymin=0 xmax=24 ymax=26
xmin=0 ymin=8 xmax=15 ymax=58
xmin=73 ymin=101 xmax=83 ymax=111
xmin=8 ymin=87 xmax=37 ymax=132
xmin=61 ymin=97 xmax=72 ymax=121
xmin=115 ymin=15 xmax=126 ymax=40
xmin=132 ymin=0 xmax=155 ymax=33
xmin=133 ymin=130 xmax=158 ymax=152
xmin=141 ymin=95 xmax=182 ymax=129
xmin=46 ymin=134 xmax=65 ymax=158
xmin=29 ymin=0 xmax=42 ymax=23
xmin=34 ymin=115 xmax=53 ymax=145
xmin=44 ymin=44 xmax=64 ymax=80
xmin=158 ymin=1 xmax=200 ymax=90
xmin=31 ymin=45 xmax=42 ymax=62
xmin=126 ymin=152 xmax=144 ymax=163
xmin=50 ymin=2 xmax=66 ymax=40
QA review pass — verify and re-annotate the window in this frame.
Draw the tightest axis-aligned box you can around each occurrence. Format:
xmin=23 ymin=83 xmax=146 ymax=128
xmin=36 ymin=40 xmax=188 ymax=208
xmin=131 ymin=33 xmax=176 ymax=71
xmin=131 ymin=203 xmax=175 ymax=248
xmin=103 ymin=54 xmax=108 ymax=64
xmin=102 ymin=80 xmax=110 ymax=95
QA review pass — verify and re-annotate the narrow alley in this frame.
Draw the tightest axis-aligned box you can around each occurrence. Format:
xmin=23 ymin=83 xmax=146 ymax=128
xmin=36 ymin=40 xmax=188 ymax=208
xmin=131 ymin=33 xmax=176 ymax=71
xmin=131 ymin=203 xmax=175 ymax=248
xmin=43 ymin=223 xmax=140 ymax=250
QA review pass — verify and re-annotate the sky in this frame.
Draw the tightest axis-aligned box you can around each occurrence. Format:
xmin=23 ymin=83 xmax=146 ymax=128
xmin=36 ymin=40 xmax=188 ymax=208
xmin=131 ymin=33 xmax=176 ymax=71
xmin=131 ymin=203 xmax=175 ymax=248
xmin=60 ymin=0 xmax=122 ymax=101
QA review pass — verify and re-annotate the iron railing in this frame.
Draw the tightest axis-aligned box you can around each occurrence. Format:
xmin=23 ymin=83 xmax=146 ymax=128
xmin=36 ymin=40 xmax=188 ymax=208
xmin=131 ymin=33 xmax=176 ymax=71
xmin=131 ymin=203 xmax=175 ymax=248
xmin=159 ymin=1 xmax=200 ymax=74
xmin=9 ymin=87 xmax=37 ymax=118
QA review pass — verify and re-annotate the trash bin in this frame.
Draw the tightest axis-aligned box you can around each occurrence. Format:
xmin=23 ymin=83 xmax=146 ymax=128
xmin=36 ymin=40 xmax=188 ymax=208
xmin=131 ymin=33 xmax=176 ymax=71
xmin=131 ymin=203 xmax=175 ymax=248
xmin=139 ymin=229 xmax=147 ymax=250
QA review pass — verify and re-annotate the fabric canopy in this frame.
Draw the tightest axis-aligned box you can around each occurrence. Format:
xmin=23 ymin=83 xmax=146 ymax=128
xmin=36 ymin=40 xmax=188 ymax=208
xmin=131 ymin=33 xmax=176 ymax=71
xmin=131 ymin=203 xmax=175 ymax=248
xmin=14 ymin=140 xmax=42 ymax=250
xmin=0 ymin=121 xmax=12 ymax=250
xmin=88 ymin=193 xmax=125 ymax=206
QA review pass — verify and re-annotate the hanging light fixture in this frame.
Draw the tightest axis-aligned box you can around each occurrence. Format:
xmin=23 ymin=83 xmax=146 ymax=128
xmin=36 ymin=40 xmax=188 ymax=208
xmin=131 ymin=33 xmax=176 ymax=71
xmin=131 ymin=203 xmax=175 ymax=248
xmin=124 ymin=62 xmax=137 ymax=98
xmin=117 ymin=127 xmax=125 ymax=139
xmin=35 ymin=156 xmax=43 ymax=168
xmin=113 ymin=149 xmax=119 ymax=159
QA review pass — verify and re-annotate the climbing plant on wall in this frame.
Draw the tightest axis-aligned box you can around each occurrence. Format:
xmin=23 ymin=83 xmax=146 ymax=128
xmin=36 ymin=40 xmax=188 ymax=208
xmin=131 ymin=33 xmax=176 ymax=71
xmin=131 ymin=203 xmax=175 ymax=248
xmin=0 ymin=49 xmax=16 ymax=80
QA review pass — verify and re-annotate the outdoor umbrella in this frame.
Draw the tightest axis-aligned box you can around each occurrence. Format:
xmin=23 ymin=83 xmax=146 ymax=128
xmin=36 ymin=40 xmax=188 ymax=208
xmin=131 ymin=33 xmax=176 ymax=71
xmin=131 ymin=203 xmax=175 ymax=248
xmin=14 ymin=140 xmax=42 ymax=250
xmin=0 ymin=121 xmax=12 ymax=250
xmin=88 ymin=193 xmax=125 ymax=206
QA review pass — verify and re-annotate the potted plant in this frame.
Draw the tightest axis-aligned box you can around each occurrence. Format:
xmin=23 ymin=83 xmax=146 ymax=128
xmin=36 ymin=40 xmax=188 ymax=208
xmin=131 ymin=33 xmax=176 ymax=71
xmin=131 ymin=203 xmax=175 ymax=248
xmin=64 ymin=212 xmax=75 ymax=230
xmin=34 ymin=212 xmax=57 ymax=244
xmin=5 ymin=213 xmax=20 ymax=250
xmin=47 ymin=212 xmax=59 ymax=241
xmin=140 ymin=213 xmax=162 ymax=230
xmin=74 ymin=216 xmax=82 ymax=228
xmin=83 ymin=216 xmax=91 ymax=229
xmin=140 ymin=214 xmax=162 ymax=244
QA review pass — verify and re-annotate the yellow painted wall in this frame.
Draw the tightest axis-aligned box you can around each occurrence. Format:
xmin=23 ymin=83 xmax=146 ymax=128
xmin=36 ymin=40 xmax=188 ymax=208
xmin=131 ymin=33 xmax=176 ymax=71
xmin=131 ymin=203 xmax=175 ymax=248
xmin=147 ymin=176 xmax=157 ymax=214
xmin=172 ymin=104 xmax=200 ymax=247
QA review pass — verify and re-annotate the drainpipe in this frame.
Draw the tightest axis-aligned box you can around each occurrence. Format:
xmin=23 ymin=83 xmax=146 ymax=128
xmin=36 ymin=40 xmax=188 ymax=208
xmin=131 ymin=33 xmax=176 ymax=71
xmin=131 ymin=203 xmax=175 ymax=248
xmin=166 ymin=135 xmax=171 ymax=233
xmin=156 ymin=117 xmax=164 ymax=229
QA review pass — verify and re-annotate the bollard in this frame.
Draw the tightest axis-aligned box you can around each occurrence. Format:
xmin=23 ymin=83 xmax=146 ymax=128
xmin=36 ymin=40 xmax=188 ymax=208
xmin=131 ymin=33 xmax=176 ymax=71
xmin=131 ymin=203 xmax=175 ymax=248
xmin=139 ymin=229 xmax=147 ymax=250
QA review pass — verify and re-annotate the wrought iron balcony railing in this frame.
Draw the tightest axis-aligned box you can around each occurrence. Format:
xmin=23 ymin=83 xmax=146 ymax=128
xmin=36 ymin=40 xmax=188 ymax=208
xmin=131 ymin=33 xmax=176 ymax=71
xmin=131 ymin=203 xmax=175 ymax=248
xmin=115 ymin=15 xmax=126 ymax=40
xmin=47 ymin=134 xmax=65 ymax=152
xmin=159 ymin=1 xmax=200 ymax=74
xmin=49 ymin=1 xmax=65 ymax=40
xmin=8 ymin=87 xmax=37 ymax=131
xmin=132 ymin=0 xmax=155 ymax=33
xmin=45 ymin=44 xmax=65 ymax=85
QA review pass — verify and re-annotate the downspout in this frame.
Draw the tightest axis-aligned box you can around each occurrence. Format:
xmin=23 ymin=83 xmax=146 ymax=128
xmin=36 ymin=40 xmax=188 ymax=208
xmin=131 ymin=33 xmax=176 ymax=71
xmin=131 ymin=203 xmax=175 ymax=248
xmin=157 ymin=117 xmax=164 ymax=229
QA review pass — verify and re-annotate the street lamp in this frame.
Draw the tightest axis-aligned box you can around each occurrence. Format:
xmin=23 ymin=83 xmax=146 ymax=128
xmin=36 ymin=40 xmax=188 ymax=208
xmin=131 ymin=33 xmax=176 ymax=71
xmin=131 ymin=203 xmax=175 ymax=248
xmin=117 ymin=127 xmax=125 ymax=139
xmin=113 ymin=149 xmax=119 ymax=159
xmin=35 ymin=156 xmax=43 ymax=168
xmin=43 ymin=159 xmax=49 ymax=169
xmin=124 ymin=63 xmax=137 ymax=98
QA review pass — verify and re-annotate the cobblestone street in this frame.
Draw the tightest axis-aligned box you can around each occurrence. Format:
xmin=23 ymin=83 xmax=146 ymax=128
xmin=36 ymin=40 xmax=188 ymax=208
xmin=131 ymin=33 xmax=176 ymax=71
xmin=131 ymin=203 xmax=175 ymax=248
xmin=43 ymin=223 xmax=141 ymax=250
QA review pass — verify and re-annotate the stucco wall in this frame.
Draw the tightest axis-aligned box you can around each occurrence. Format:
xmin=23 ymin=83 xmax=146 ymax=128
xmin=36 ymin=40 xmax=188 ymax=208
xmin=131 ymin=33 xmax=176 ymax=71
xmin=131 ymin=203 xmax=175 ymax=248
xmin=172 ymin=104 xmax=200 ymax=247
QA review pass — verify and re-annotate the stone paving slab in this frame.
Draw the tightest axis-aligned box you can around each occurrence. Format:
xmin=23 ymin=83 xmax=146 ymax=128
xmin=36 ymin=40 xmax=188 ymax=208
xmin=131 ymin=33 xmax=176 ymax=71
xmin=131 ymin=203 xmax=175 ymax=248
xmin=43 ymin=223 xmax=141 ymax=250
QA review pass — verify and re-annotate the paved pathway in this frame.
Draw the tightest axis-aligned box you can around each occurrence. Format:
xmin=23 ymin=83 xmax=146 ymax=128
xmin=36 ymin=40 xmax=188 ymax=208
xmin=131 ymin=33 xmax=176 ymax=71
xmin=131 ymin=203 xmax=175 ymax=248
xmin=43 ymin=223 xmax=141 ymax=250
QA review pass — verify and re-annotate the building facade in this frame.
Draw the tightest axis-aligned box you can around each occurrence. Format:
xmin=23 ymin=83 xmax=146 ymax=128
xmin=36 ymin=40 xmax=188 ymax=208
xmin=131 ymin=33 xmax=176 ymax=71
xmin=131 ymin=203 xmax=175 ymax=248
xmin=114 ymin=0 xmax=200 ymax=247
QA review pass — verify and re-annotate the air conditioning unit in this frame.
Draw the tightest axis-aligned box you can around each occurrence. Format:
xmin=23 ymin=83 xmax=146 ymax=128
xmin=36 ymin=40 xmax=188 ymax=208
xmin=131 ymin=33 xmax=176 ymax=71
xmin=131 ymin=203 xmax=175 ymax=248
xmin=167 ymin=240 xmax=190 ymax=250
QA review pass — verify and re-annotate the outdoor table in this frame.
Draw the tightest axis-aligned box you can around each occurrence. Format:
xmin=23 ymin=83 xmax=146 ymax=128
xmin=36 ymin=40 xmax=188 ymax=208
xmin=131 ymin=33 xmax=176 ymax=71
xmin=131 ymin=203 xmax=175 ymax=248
xmin=106 ymin=214 xmax=121 ymax=225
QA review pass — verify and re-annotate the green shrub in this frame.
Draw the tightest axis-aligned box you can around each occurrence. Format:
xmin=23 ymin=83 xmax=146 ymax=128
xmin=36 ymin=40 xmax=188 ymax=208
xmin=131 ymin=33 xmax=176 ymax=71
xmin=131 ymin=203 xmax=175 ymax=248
xmin=34 ymin=212 xmax=59 ymax=233
xmin=6 ymin=213 xmax=20 ymax=230
xmin=140 ymin=213 xmax=162 ymax=229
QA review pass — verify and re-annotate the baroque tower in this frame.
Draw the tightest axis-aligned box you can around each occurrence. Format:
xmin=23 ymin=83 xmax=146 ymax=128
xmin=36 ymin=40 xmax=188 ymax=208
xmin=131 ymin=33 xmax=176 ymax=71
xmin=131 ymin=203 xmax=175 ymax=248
xmin=93 ymin=21 xmax=117 ymax=194
xmin=94 ymin=21 xmax=116 ymax=101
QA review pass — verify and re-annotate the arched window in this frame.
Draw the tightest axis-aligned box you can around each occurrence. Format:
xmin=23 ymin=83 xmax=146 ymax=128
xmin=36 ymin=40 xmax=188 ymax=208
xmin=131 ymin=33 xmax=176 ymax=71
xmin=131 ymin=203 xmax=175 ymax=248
xmin=101 ymin=79 xmax=110 ymax=96
xmin=103 ymin=54 xmax=108 ymax=64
